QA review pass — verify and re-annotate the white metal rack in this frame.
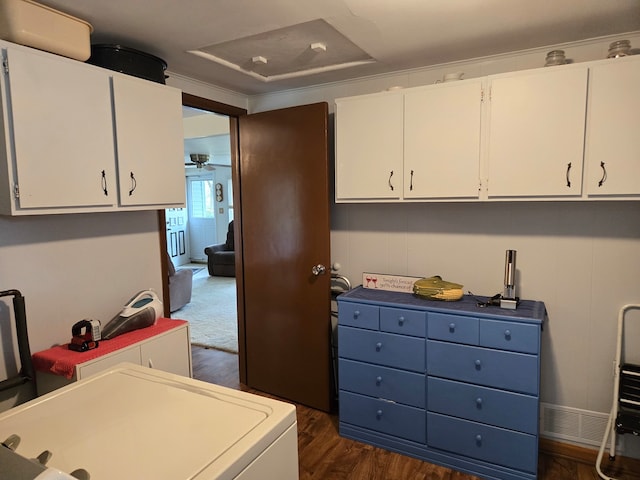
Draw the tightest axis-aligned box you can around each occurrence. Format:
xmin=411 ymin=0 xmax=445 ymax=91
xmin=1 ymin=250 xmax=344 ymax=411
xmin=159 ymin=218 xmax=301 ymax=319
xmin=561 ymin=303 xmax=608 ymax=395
xmin=596 ymin=304 xmax=640 ymax=480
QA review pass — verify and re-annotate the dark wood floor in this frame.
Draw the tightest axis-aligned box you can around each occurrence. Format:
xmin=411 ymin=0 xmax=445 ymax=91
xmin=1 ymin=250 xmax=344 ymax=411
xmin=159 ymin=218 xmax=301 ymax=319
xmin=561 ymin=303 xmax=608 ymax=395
xmin=191 ymin=346 xmax=640 ymax=480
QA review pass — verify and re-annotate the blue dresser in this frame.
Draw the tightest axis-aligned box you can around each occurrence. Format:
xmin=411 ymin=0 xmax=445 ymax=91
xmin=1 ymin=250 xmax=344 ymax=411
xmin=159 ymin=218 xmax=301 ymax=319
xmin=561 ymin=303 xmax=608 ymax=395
xmin=337 ymin=286 xmax=546 ymax=480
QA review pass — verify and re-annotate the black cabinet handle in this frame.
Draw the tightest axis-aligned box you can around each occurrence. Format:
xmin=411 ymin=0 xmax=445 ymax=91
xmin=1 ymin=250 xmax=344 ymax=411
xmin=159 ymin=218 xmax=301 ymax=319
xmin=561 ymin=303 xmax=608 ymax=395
xmin=388 ymin=170 xmax=394 ymax=191
xmin=101 ymin=170 xmax=108 ymax=196
xmin=566 ymin=162 xmax=572 ymax=187
xmin=129 ymin=172 xmax=137 ymax=196
xmin=598 ymin=161 xmax=607 ymax=187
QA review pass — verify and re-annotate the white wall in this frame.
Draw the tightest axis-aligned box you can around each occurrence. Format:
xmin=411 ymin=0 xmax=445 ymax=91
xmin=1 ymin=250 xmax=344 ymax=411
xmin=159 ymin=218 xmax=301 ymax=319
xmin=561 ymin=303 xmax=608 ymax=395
xmin=0 ymin=211 xmax=164 ymax=409
xmin=332 ymin=201 xmax=640 ymax=406
xmin=248 ymin=31 xmax=640 ymax=453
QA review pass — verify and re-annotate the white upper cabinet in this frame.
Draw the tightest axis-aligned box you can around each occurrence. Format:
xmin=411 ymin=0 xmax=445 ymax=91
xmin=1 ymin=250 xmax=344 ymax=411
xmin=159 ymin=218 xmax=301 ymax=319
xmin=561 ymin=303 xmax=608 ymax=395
xmin=485 ymin=66 xmax=588 ymax=198
xmin=335 ymin=92 xmax=403 ymax=201
xmin=2 ymin=46 xmax=116 ymax=212
xmin=0 ymin=40 xmax=185 ymax=215
xmin=112 ymin=75 xmax=185 ymax=207
xmin=584 ymin=56 xmax=640 ymax=197
xmin=334 ymin=55 xmax=638 ymax=203
xmin=404 ymin=80 xmax=483 ymax=199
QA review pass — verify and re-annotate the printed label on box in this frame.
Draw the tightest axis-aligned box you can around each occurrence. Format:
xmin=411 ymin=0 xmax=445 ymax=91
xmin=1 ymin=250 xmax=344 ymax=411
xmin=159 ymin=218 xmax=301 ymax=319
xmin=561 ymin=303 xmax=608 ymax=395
xmin=362 ymin=273 xmax=422 ymax=293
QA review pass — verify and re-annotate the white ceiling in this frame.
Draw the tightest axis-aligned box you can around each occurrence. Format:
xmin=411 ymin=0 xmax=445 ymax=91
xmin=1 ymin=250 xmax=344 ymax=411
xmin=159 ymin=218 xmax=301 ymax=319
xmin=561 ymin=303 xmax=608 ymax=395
xmin=39 ymin=0 xmax=640 ymax=95
xmin=182 ymin=108 xmax=231 ymax=166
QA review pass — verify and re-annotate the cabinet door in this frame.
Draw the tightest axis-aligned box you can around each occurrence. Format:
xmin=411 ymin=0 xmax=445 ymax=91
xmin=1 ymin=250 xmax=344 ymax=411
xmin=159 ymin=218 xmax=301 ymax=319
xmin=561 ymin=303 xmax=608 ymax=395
xmin=5 ymin=47 xmax=116 ymax=210
xmin=404 ymin=81 xmax=482 ymax=199
xmin=585 ymin=57 xmax=640 ymax=196
xmin=486 ymin=67 xmax=588 ymax=198
xmin=77 ymin=348 xmax=141 ymax=380
xmin=140 ymin=326 xmax=191 ymax=377
xmin=335 ymin=92 xmax=403 ymax=201
xmin=112 ymin=75 xmax=185 ymax=207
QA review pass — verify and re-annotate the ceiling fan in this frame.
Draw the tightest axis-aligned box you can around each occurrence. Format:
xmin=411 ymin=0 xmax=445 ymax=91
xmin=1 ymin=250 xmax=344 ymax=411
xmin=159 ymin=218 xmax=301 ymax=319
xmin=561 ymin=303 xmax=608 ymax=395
xmin=186 ymin=153 xmax=215 ymax=170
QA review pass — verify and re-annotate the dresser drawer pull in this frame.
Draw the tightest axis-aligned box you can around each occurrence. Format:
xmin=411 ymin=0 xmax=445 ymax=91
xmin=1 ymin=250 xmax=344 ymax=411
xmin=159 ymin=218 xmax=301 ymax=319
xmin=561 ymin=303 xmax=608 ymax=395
xmin=475 ymin=359 xmax=482 ymax=368
xmin=375 ymin=342 xmax=383 ymax=351
xmin=449 ymin=322 xmax=456 ymax=332
xmin=398 ymin=316 xmax=405 ymax=326
xmin=475 ymin=434 xmax=482 ymax=445
xmin=376 ymin=409 xmax=383 ymax=419
xmin=353 ymin=310 xmax=361 ymax=319
xmin=476 ymin=397 xmax=483 ymax=408
xmin=376 ymin=376 xmax=383 ymax=385
xmin=504 ymin=329 xmax=511 ymax=339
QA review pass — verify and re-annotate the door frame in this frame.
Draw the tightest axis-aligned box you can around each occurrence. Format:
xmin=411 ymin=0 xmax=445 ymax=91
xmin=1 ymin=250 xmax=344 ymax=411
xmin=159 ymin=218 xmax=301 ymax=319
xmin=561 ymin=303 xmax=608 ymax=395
xmin=159 ymin=93 xmax=248 ymax=382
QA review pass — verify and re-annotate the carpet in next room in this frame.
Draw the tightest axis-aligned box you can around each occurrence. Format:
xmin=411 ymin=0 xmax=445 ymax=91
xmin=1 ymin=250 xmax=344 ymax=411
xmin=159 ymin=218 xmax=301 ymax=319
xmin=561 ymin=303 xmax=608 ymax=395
xmin=173 ymin=268 xmax=238 ymax=353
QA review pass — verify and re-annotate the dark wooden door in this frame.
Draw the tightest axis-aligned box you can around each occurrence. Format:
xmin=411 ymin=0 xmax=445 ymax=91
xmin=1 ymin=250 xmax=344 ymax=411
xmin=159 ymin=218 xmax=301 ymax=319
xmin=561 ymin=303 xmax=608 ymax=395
xmin=238 ymin=102 xmax=332 ymax=412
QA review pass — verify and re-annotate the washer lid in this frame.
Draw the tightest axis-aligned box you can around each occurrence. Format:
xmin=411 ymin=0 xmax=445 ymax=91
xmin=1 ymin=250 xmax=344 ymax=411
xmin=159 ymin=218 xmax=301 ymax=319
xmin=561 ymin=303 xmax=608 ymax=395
xmin=0 ymin=364 xmax=296 ymax=480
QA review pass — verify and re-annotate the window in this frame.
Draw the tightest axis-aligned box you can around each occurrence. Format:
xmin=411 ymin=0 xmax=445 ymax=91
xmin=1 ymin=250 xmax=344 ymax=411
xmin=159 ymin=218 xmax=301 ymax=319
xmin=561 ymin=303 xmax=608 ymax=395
xmin=227 ymin=178 xmax=234 ymax=222
xmin=189 ymin=178 xmax=215 ymax=218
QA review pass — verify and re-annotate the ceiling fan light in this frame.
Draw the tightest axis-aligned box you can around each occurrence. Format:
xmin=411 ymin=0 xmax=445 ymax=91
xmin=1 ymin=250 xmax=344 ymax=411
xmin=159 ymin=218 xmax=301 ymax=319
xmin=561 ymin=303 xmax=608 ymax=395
xmin=190 ymin=153 xmax=210 ymax=167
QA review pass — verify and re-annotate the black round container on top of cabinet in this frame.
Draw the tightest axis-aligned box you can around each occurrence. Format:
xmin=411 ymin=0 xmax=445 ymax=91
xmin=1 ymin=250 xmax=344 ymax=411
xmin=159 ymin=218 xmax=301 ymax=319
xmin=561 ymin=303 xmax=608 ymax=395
xmin=87 ymin=44 xmax=167 ymax=84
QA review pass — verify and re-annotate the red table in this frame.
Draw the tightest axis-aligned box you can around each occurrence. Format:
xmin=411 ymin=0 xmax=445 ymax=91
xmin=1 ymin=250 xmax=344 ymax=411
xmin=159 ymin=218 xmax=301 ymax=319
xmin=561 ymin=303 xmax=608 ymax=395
xmin=32 ymin=318 xmax=188 ymax=379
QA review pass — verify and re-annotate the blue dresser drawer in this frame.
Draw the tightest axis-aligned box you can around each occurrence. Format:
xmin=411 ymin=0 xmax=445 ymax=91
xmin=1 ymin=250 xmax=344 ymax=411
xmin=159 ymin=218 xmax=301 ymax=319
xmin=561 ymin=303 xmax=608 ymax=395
xmin=339 ymin=302 xmax=379 ymax=330
xmin=380 ymin=307 xmax=426 ymax=337
xmin=340 ymin=391 xmax=426 ymax=443
xmin=480 ymin=319 xmax=539 ymax=354
xmin=427 ymin=412 xmax=537 ymax=473
xmin=428 ymin=312 xmax=479 ymax=345
xmin=427 ymin=340 xmax=538 ymax=395
xmin=339 ymin=326 xmax=426 ymax=372
xmin=339 ymin=359 xmax=426 ymax=408
xmin=427 ymin=377 xmax=538 ymax=434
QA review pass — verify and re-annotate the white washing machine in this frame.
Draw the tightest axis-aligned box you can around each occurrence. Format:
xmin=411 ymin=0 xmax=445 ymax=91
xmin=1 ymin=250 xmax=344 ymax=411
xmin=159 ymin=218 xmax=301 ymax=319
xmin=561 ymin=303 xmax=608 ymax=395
xmin=0 ymin=363 xmax=298 ymax=480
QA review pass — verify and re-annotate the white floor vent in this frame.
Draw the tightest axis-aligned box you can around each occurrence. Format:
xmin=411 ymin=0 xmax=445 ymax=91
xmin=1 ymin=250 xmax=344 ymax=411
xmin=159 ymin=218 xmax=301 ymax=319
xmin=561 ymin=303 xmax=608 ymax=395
xmin=540 ymin=403 xmax=612 ymax=448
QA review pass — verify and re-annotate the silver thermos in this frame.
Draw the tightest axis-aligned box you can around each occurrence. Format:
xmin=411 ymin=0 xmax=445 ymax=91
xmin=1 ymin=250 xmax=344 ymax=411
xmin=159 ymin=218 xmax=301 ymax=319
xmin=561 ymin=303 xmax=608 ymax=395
xmin=500 ymin=250 xmax=517 ymax=309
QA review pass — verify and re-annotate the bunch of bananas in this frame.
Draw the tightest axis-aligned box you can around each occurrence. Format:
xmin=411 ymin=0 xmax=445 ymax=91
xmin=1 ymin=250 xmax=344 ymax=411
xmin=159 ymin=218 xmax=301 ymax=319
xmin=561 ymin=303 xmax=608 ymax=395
xmin=413 ymin=276 xmax=464 ymax=301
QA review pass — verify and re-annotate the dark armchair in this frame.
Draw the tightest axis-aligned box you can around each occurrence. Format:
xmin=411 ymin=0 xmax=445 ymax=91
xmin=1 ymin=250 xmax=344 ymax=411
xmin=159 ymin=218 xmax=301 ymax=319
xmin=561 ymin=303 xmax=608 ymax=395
xmin=204 ymin=220 xmax=235 ymax=277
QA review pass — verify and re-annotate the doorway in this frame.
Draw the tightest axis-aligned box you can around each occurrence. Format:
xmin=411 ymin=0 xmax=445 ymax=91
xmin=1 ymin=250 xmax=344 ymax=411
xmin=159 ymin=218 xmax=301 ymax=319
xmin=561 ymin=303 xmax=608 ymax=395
xmin=187 ymin=167 xmax=234 ymax=249
xmin=167 ymin=99 xmax=244 ymax=353
xmin=168 ymin=95 xmax=333 ymax=412
xmin=165 ymin=207 xmax=188 ymax=266
xmin=181 ymin=106 xmax=234 ymax=260
xmin=186 ymin=174 xmax=216 ymax=261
